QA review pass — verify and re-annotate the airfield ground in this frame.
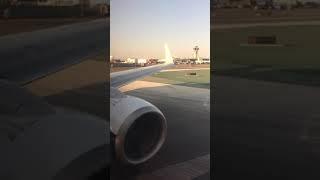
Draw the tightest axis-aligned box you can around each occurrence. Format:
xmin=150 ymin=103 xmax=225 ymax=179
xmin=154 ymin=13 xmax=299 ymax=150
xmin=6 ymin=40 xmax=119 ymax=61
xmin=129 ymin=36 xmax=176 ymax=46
xmin=213 ymin=8 xmax=320 ymax=24
xmin=116 ymin=67 xmax=210 ymax=180
xmin=212 ymin=8 xmax=320 ymax=179
xmin=110 ymin=64 xmax=210 ymax=89
xmin=26 ymin=58 xmax=210 ymax=180
xmin=110 ymin=64 xmax=210 ymax=73
xmin=213 ymin=24 xmax=320 ymax=86
xmin=0 ymin=17 xmax=100 ymax=36
xmin=143 ymin=68 xmax=210 ymax=89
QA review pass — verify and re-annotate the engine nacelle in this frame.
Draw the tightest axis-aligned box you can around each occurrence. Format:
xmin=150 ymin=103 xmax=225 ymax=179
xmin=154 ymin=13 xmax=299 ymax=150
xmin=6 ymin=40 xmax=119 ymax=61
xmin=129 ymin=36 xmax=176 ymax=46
xmin=110 ymin=88 xmax=167 ymax=165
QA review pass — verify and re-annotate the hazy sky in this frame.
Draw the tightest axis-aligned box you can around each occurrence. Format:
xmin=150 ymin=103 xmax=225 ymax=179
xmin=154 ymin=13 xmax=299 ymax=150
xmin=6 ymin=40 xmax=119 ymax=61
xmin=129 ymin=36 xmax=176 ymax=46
xmin=111 ymin=0 xmax=210 ymax=59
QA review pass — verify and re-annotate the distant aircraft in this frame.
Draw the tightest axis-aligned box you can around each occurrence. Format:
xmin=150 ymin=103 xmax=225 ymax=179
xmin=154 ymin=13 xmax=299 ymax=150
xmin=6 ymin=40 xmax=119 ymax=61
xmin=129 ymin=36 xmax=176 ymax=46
xmin=110 ymin=43 xmax=174 ymax=165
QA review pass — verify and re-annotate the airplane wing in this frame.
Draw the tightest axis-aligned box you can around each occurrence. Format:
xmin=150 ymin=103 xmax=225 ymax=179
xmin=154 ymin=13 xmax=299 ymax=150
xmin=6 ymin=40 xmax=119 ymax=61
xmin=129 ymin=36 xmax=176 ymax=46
xmin=0 ymin=19 xmax=109 ymax=179
xmin=110 ymin=44 xmax=174 ymax=87
xmin=110 ymin=62 xmax=173 ymax=88
xmin=109 ymin=44 xmax=174 ymax=165
xmin=0 ymin=19 xmax=108 ymax=85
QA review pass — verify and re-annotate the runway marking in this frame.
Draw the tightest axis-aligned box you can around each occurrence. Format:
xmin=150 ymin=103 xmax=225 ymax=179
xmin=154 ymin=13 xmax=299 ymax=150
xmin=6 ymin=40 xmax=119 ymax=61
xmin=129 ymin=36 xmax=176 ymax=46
xmin=137 ymin=154 xmax=210 ymax=180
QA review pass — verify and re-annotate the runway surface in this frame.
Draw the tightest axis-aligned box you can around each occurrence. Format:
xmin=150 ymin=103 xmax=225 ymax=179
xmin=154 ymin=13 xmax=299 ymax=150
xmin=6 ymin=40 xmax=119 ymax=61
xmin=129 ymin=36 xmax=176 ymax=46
xmin=27 ymin=60 xmax=210 ymax=180
xmin=213 ymin=75 xmax=320 ymax=179
xmin=0 ymin=18 xmax=109 ymax=84
xmin=111 ymin=81 xmax=210 ymax=180
xmin=212 ymin=20 xmax=320 ymax=29
xmin=213 ymin=8 xmax=320 ymax=24
xmin=212 ymin=15 xmax=320 ymax=178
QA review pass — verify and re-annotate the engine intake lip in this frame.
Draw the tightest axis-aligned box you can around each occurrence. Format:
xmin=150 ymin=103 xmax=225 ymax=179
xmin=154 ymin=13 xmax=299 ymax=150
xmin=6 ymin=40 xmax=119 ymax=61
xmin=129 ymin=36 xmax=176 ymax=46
xmin=115 ymin=106 xmax=167 ymax=165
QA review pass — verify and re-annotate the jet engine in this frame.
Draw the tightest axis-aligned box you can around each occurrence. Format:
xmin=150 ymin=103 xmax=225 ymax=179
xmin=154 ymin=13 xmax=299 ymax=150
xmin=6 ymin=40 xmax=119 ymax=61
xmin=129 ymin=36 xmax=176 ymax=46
xmin=110 ymin=88 xmax=167 ymax=165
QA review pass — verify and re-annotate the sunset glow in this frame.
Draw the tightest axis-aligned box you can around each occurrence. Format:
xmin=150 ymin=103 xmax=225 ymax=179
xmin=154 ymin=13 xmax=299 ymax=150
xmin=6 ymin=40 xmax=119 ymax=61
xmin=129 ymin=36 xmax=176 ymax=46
xmin=110 ymin=0 xmax=210 ymax=59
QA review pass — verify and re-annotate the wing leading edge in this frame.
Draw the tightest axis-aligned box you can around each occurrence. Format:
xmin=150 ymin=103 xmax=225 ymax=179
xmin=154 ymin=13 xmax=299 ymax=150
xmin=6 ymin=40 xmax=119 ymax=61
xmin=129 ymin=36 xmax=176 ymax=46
xmin=110 ymin=44 xmax=174 ymax=88
xmin=0 ymin=19 xmax=108 ymax=85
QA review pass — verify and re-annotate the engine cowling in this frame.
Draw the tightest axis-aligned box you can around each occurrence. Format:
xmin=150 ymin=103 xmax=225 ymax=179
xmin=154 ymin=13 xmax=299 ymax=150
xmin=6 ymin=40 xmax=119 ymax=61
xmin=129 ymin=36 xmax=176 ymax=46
xmin=110 ymin=88 xmax=167 ymax=165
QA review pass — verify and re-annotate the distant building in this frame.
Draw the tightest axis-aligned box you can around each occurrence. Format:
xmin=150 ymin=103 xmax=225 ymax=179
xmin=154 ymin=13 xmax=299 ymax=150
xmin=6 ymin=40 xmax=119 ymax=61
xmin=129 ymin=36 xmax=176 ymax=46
xmin=14 ymin=0 xmax=79 ymax=6
xmin=126 ymin=58 xmax=136 ymax=64
xmin=214 ymin=0 xmax=251 ymax=7
xmin=148 ymin=59 xmax=159 ymax=64
xmin=15 ymin=0 xmax=107 ymax=7
xmin=202 ymin=58 xmax=211 ymax=64
xmin=136 ymin=58 xmax=147 ymax=65
xmin=112 ymin=59 xmax=125 ymax=63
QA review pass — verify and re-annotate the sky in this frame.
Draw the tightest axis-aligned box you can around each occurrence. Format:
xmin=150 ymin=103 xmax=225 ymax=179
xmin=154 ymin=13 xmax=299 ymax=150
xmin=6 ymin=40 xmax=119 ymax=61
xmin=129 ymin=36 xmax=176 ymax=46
xmin=110 ymin=0 xmax=210 ymax=59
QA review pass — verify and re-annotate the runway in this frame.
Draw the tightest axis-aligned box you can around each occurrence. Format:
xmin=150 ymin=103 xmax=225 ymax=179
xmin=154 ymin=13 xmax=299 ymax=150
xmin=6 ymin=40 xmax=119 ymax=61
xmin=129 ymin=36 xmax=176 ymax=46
xmin=212 ymin=12 xmax=320 ymax=178
xmin=26 ymin=60 xmax=210 ymax=180
xmin=213 ymin=75 xmax=320 ymax=179
xmin=213 ymin=8 xmax=320 ymax=25
xmin=0 ymin=18 xmax=109 ymax=84
xmin=111 ymin=81 xmax=210 ymax=180
xmin=212 ymin=20 xmax=320 ymax=29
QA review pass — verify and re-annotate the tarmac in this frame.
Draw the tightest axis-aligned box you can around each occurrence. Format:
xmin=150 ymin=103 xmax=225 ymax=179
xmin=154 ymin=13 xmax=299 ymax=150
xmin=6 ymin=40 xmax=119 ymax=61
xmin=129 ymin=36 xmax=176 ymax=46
xmin=112 ymin=80 xmax=210 ymax=180
xmin=213 ymin=75 xmax=320 ymax=179
xmin=212 ymin=20 xmax=320 ymax=29
xmin=212 ymin=13 xmax=320 ymax=178
xmin=213 ymin=8 xmax=320 ymax=24
xmin=27 ymin=60 xmax=211 ymax=180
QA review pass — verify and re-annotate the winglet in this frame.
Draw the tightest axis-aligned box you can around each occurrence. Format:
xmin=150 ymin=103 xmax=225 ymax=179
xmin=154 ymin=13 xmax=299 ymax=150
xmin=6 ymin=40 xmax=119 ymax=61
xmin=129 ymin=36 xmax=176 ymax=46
xmin=164 ymin=43 xmax=174 ymax=65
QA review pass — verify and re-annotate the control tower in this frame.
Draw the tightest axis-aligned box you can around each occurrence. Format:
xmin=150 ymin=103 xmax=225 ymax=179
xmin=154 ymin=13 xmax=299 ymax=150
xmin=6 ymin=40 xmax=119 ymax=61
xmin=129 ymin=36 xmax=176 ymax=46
xmin=193 ymin=46 xmax=199 ymax=60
